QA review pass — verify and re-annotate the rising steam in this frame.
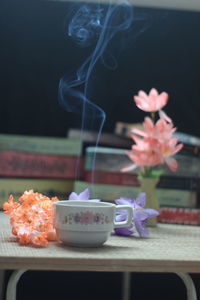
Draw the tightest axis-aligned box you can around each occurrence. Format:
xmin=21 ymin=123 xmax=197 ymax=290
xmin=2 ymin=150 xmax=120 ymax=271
xmin=58 ymin=0 xmax=134 ymax=179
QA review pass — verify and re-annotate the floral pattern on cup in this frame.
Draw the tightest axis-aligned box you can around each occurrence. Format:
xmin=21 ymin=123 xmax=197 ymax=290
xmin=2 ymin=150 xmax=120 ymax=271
xmin=62 ymin=211 xmax=111 ymax=225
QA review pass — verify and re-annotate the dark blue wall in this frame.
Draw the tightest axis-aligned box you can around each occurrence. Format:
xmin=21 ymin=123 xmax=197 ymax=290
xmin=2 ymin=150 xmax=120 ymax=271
xmin=0 ymin=0 xmax=200 ymax=137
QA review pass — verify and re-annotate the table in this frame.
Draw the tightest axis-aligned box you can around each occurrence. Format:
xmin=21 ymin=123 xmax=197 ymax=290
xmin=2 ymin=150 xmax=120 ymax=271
xmin=0 ymin=213 xmax=200 ymax=299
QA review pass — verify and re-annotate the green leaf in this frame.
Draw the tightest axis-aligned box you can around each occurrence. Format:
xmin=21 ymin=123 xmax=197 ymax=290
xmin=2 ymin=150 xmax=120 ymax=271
xmin=150 ymin=169 xmax=164 ymax=178
xmin=138 ymin=168 xmax=163 ymax=179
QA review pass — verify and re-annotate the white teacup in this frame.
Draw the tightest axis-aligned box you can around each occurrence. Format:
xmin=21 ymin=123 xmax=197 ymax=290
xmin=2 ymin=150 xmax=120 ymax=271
xmin=53 ymin=200 xmax=133 ymax=247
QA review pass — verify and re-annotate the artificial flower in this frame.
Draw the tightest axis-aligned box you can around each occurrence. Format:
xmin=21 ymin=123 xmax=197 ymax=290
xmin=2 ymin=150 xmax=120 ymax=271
xmin=158 ymin=109 xmax=172 ymax=123
xmin=114 ymin=193 xmax=159 ymax=237
xmin=3 ymin=190 xmax=58 ymax=247
xmin=133 ymin=88 xmax=172 ymax=124
xmin=133 ymin=88 xmax=168 ymax=113
xmin=122 ymin=117 xmax=183 ymax=174
xmin=132 ymin=117 xmax=176 ymax=141
xmin=68 ymin=188 xmax=100 ymax=201
xmin=68 ymin=188 xmax=90 ymax=200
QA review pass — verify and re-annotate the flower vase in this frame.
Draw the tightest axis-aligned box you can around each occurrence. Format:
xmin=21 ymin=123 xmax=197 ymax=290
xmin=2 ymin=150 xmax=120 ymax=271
xmin=138 ymin=177 xmax=159 ymax=226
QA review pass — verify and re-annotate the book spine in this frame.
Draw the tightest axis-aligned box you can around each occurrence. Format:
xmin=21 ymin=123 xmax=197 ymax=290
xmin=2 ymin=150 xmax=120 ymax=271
xmin=158 ymin=207 xmax=200 ymax=225
xmin=74 ymin=181 xmax=197 ymax=208
xmin=68 ymin=129 xmax=132 ymax=149
xmin=0 ymin=151 xmax=84 ymax=179
xmin=84 ymin=170 xmax=140 ymax=186
xmin=0 ymin=134 xmax=81 ymax=155
xmin=158 ymin=176 xmax=200 ymax=191
xmin=85 ymin=149 xmax=130 ymax=173
xmin=84 ymin=170 xmax=200 ymax=191
xmin=0 ymin=178 xmax=74 ymax=207
xmin=158 ymin=189 xmax=197 ymax=208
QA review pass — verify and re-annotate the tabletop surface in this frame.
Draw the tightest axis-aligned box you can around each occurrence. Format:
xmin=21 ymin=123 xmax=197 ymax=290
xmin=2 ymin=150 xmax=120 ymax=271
xmin=1 ymin=213 xmax=200 ymax=273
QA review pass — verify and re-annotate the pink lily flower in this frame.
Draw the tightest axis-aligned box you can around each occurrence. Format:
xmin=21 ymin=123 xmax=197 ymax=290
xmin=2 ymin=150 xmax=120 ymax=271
xmin=128 ymin=138 xmax=164 ymax=166
xmin=122 ymin=117 xmax=183 ymax=173
xmin=132 ymin=117 xmax=176 ymax=141
xmin=133 ymin=88 xmax=172 ymax=123
xmin=158 ymin=138 xmax=183 ymax=171
xmin=134 ymin=88 xmax=168 ymax=112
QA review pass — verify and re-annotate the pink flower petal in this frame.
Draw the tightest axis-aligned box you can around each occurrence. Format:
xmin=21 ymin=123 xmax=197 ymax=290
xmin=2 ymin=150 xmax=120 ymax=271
xmin=131 ymin=127 xmax=147 ymax=137
xmin=159 ymin=110 xmax=172 ymax=123
xmin=149 ymin=88 xmax=159 ymax=97
xmin=121 ymin=164 xmax=138 ymax=172
xmin=138 ymin=90 xmax=148 ymax=99
xmin=157 ymin=92 xmax=168 ymax=107
xmin=165 ymin=157 xmax=178 ymax=172
xmin=133 ymin=89 xmax=169 ymax=112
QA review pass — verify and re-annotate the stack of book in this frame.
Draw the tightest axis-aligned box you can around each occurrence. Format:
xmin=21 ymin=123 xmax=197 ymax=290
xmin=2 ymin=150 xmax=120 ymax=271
xmin=157 ymin=207 xmax=200 ymax=225
xmin=0 ymin=134 xmax=84 ymax=205
xmin=2 ymin=126 xmax=200 ymax=225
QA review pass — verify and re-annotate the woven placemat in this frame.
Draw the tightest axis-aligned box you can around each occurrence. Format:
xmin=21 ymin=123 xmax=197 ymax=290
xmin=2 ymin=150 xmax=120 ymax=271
xmin=1 ymin=213 xmax=200 ymax=273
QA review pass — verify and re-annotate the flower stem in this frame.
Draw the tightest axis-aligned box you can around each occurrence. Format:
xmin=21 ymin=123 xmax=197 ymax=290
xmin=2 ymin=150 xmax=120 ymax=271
xmin=151 ymin=112 xmax=156 ymax=122
xmin=142 ymin=166 xmax=152 ymax=178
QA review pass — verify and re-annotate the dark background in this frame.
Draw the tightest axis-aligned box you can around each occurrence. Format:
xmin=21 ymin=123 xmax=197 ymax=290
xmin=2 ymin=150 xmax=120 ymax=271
xmin=1 ymin=1 xmax=200 ymax=299
xmin=0 ymin=0 xmax=200 ymax=137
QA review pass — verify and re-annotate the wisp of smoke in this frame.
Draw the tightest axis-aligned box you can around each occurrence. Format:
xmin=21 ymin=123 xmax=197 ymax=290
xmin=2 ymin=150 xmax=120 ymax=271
xmin=58 ymin=0 xmax=134 ymax=180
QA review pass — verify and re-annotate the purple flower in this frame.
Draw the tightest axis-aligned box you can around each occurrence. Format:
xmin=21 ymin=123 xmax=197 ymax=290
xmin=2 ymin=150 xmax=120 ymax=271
xmin=115 ymin=193 xmax=159 ymax=237
xmin=68 ymin=188 xmax=100 ymax=202
xmin=69 ymin=188 xmax=90 ymax=200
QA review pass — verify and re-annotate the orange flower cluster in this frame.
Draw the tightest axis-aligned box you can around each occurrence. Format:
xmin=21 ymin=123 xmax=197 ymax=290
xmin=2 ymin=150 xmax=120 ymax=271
xmin=3 ymin=190 xmax=59 ymax=247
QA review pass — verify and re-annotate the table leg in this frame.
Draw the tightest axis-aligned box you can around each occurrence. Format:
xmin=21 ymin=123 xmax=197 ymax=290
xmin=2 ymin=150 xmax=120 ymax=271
xmin=122 ymin=272 xmax=197 ymax=300
xmin=0 ymin=270 xmax=5 ymax=300
xmin=176 ymin=273 xmax=197 ymax=300
xmin=122 ymin=272 xmax=131 ymax=300
xmin=6 ymin=270 xmax=27 ymax=300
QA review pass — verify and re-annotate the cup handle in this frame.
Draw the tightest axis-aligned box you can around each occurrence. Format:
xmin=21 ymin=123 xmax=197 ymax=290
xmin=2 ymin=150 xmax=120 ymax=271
xmin=114 ymin=205 xmax=133 ymax=228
